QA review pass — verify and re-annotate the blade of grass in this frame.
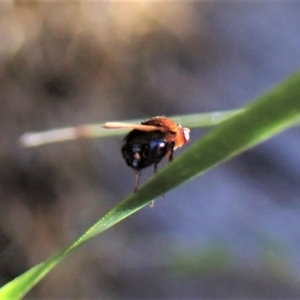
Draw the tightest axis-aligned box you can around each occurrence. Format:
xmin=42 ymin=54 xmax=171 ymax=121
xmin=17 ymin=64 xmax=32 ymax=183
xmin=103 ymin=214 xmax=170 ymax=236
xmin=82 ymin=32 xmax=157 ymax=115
xmin=2 ymin=71 xmax=300 ymax=299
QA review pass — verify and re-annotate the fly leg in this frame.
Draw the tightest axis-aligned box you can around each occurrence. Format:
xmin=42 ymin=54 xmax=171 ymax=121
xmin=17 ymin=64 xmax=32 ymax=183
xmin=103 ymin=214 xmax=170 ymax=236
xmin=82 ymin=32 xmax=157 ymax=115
xmin=134 ymin=170 xmax=140 ymax=193
xmin=152 ymin=162 xmax=165 ymax=207
xmin=154 ymin=162 xmax=158 ymax=174
xmin=167 ymin=149 xmax=174 ymax=163
xmin=149 ymin=163 xmax=160 ymax=206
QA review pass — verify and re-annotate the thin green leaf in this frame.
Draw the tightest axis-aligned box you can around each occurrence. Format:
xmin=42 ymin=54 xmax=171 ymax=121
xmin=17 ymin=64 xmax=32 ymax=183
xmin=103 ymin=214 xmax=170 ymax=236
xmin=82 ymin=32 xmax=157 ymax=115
xmin=1 ymin=72 xmax=300 ymax=299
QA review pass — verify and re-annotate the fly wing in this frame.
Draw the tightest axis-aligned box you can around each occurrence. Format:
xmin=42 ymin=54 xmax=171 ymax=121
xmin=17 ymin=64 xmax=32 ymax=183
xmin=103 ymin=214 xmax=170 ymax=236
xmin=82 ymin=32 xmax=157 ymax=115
xmin=103 ymin=122 xmax=166 ymax=132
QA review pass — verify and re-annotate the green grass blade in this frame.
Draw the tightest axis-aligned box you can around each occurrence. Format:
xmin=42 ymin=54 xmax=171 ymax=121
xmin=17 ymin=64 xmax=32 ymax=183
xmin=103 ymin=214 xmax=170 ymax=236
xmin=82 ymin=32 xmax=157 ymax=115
xmin=1 ymin=71 xmax=300 ymax=299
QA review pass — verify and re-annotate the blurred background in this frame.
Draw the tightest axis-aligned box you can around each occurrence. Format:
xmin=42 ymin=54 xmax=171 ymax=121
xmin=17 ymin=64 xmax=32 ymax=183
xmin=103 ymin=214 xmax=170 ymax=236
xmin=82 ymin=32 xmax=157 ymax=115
xmin=1 ymin=1 xmax=300 ymax=298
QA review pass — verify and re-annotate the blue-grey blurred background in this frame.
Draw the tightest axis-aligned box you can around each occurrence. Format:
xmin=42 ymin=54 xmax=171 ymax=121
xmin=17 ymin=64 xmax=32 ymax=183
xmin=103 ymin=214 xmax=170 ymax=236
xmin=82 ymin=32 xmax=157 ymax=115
xmin=1 ymin=1 xmax=300 ymax=298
